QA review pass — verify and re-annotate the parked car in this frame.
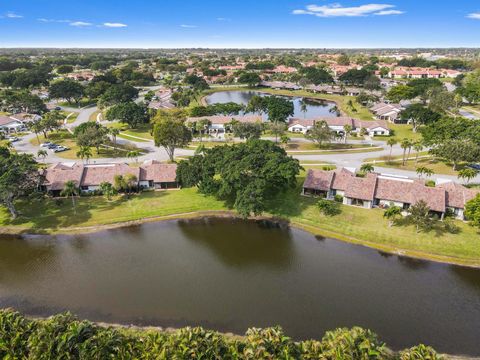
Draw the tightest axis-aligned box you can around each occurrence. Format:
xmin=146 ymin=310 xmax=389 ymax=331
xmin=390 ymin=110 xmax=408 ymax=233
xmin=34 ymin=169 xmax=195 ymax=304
xmin=54 ymin=106 xmax=61 ymax=111
xmin=6 ymin=136 xmax=19 ymax=142
xmin=53 ymin=146 xmax=68 ymax=153
xmin=47 ymin=143 xmax=59 ymax=149
xmin=468 ymin=164 xmax=480 ymax=171
xmin=40 ymin=142 xmax=53 ymax=147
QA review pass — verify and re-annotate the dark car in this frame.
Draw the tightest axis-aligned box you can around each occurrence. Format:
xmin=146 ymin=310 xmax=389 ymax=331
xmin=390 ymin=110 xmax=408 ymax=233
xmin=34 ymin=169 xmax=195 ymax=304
xmin=468 ymin=164 xmax=480 ymax=171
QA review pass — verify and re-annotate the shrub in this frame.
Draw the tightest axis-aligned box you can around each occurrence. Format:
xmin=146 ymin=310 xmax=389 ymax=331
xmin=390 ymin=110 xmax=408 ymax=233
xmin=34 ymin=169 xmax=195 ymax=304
xmin=320 ymin=327 xmax=388 ymax=359
xmin=399 ymin=344 xmax=442 ymax=359
xmin=425 ymin=180 xmax=436 ymax=187
xmin=443 ymin=218 xmax=460 ymax=234
xmin=318 ymin=199 xmax=341 ymax=216
xmin=0 ymin=309 xmax=442 ymax=359
xmin=0 ymin=309 xmax=35 ymax=359
xmin=334 ymin=194 xmax=343 ymax=203
xmin=322 ymin=165 xmax=335 ymax=171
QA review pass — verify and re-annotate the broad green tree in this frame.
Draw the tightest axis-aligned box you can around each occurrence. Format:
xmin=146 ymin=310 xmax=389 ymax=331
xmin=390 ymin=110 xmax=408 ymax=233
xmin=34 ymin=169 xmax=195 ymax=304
xmin=152 ymin=109 xmax=192 ymax=162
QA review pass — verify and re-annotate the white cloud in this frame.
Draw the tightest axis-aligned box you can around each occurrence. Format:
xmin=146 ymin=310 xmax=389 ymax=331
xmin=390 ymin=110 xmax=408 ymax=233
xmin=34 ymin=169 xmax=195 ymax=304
xmin=103 ymin=22 xmax=127 ymax=28
xmin=5 ymin=12 xmax=23 ymax=18
xmin=217 ymin=17 xmax=231 ymax=21
xmin=69 ymin=21 xmax=92 ymax=27
xmin=374 ymin=10 xmax=404 ymax=15
xmin=292 ymin=3 xmax=404 ymax=17
xmin=180 ymin=24 xmax=197 ymax=28
xmin=38 ymin=18 xmax=71 ymax=23
xmin=467 ymin=12 xmax=480 ymax=19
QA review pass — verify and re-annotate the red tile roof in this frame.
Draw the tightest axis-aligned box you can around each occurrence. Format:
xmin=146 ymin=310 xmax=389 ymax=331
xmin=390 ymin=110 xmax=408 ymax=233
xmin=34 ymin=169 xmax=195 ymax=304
xmin=303 ymin=169 xmax=334 ymax=191
xmin=344 ymin=173 xmax=378 ymax=201
xmin=140 ymin=160 xmax=177 ymax=183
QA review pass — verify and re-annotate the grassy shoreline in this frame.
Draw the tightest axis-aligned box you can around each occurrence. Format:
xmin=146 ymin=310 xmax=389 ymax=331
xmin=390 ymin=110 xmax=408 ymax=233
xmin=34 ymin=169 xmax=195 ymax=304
xmin=1 ymin=183 xmax=480 ymax=268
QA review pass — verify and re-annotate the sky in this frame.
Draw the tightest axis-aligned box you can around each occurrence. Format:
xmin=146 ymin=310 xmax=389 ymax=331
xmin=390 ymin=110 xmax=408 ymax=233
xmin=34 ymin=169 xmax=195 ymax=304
xmin=1 ymin=0 xmax=480 ymax=48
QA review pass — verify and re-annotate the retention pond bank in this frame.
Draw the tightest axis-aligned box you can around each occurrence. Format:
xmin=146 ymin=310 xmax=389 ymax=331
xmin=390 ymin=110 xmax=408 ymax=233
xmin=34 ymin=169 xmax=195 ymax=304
xmin=1 ymin=217 xmax=480 ymax=355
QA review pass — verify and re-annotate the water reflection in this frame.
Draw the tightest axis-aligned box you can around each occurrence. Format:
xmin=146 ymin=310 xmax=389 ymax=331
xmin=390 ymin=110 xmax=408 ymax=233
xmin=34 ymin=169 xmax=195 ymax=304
xmin=0 ymin=219 xmax=480 ymax=355
xmin=177 ymin=217 xmax=296 ymax=268
xmin=205 ymin=91 xmax=338 ymax=119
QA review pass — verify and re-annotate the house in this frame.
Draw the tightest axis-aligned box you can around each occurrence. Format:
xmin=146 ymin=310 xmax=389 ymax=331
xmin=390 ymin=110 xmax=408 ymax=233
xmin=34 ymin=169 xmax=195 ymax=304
xmin=43 ymin=161 xmax=178 ymax=195
xmin=370 ymin=103 xmax=404 ymax=123
xmin=261 ymin=81 xmax=301 ymax=90
xmin=139 ymin=160 xmax=178 ymax=189
xmin=287 ymin=117 xmax=390 ymax=137
xmin=186 ymin=115 xmax=262 ymax=134
xmin=0 ymin=116 xmax=26 ymax=133
xmin=302 ymin=168 xmax=479 ymax=220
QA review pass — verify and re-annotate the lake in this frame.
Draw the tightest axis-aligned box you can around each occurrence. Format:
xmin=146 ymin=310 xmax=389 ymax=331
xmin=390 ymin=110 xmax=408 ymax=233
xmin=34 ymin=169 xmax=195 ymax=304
xmin=1 ymin=218 xmax=480 ymax=355
xmin=205 ymin=90 xmax=339 ymax=119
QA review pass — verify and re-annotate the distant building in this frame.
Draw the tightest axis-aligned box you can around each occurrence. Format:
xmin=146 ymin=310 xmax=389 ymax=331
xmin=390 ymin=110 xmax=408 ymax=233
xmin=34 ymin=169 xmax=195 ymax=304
xmin=287 ymin=117 xmax=390 ymax=137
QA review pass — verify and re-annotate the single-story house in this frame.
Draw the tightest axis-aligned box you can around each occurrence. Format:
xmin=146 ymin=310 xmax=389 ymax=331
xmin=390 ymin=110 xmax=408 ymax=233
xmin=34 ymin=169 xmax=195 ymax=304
xmin=261 ymin=81 xmax=301 ymax=90
xmin=287 ymin=117 xmax=390 ymax=137
xmin=0 ymin=116 xmax=26 ymax=133
xmin=370 ymin=103 xmax=404 ymax=124
xmin=302 ymin=168 xmax=479 ymax=220
xmin=186 ymin=115 xmax=262 ymax=134
xmin=0 ymin=113 xmax=42 ymax=133
xmin=43 ymin=161 xmax=178 ymax=195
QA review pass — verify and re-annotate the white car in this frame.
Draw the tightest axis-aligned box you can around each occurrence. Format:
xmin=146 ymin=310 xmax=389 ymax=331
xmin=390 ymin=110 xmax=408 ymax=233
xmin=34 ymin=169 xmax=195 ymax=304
xmin=40 ymin=142 xmax=53 ymax=147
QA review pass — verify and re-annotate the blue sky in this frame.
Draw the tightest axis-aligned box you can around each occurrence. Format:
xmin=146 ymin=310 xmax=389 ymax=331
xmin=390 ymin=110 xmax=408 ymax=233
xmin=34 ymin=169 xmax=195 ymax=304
xmin=1 ymin=0 xmax=480 ymax=48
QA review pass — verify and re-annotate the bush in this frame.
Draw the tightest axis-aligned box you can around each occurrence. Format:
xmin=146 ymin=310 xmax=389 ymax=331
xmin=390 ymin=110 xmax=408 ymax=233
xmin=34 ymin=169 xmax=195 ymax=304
xmin=320 ymin=327 xmax=388 ymax=359
xmin=318 ymin=199 xmax=341 ymax=216
xmin=425 ymin=180 xmax=436 ymax=187
xmin=0 ymin=309 xmax=441 ymax=359
xmin=399 ymin=344 xmax=442 ymax=359
xmin=334 ymin=194 xmax=344 ymax=203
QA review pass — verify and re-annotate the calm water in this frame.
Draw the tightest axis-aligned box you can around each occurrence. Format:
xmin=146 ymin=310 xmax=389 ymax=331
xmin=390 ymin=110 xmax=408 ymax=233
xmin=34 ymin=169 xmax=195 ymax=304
xmin=205 ymin=91 xmax=339 ymax=119
xmin=1 ymin=218 xmax=480 ymax=355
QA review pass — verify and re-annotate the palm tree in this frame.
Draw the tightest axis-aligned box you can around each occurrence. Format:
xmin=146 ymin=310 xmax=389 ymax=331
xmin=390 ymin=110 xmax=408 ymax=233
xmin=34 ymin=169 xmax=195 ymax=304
xmin=413 ymin=141 xmax=424 ymax=165
xmin=124 ymin=173 xmax=138 ymax=196
xmin=113 ymin=174 xmax=127 ymax=193
xmin=76 ymin=146 xmax=92 ymax=164
xmin=406 ymin=139 xmax=414 ymax=162
xmin=343 ymin=124 xmax=352 ymax=144
xmin=400 ymin=138 xmax=410 ymax=166
xmin=458 ymin=168 xmax=479 ymax=184
xmin=416 ymin=166 xmax=434 ymax=178
xmin=99 ymin=181 xmax=116 ymax=201
xmin=37 ymin=149 xmax=48 ymax=163
xmin=126 ymin=150 xmax=140 ymax=163
xmin=109 ymin=128 xmax=120 ymax=150
xmin=360 ymin=163 xmax=374 ymax=173
xmin=300 ymin=100 xmax=308 ymax=119
xmin=383 ymin=205 xmax=402 ymax=227
xmin=61 ymin=180 xmax=78 ymax=214
xmin=29 ymin=120 xmax=43 ymax=144
xmin=386 ymin=138 xmax=397 ymax=158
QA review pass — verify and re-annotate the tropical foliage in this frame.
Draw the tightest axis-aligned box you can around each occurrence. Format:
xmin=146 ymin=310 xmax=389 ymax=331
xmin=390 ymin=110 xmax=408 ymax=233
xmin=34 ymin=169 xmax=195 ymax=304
xmin=0 ymin=309 xmax=440 ymax=359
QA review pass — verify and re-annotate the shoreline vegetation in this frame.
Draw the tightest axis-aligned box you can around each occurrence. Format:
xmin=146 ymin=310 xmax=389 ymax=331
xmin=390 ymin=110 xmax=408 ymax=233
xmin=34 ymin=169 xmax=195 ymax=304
xmin=0 ymin=308 xmax=450 ymax=359
xmin=2 ymin=182 xmax=480 ymax=268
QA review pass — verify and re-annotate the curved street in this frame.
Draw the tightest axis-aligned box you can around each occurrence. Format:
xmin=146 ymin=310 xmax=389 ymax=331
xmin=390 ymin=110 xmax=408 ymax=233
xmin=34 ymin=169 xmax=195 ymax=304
xmin=12 ymin=103 xmax=480 ymax=184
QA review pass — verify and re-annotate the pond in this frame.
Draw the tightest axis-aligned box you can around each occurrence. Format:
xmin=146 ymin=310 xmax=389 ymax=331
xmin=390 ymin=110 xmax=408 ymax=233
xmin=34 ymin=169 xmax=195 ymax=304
xmin=205 ymin=90 xmax=339 ymax=119
xmin=1 ymin=218 xmax=480 ymax=355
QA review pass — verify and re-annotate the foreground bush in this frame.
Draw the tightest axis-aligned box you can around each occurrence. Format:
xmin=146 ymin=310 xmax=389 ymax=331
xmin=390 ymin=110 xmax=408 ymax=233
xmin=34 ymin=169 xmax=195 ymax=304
xmin=0 ymin=309 xmax=442 ymax=359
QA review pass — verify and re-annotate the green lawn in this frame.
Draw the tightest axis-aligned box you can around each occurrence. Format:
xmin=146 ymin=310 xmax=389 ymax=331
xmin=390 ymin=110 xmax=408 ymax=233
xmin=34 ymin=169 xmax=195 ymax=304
xmin=364 ymin=152 xmax=467 ymax=176
xmin=2 ymin=179 xmax=480 ymax=266
xmin=106 ymin=122 xmax=153 ymax=141
xmin=388 ymin=124 xmax=422 ymax=141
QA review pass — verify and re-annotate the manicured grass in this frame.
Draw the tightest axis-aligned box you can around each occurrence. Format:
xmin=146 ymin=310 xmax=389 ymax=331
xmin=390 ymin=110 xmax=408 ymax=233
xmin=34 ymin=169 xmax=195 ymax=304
xmin=106 ymin=122 xmax=153 ymax=141
xmin=30 ymin=130 xmax=146 ymax=159
xmin=89 ymin=110 xmax=102 ymax=122
xmin=2 ymin=179 xmax=480 ymax=265
xmin=65 ymin=112 xmax=79 ymax=124
xmin=371 ymin=157 xmax=465 ymax=176
xmin=286 ymin=142 xmax=373 ymax=151
xmin=0 ymin=188 xmax=226 ymax=233
xmin=389 ymin=124 xmax=422 ymax=141
xmin=289 ymin=147 xmax=382 ymax=156
xmin=58 ymin=99 xmax=95 ymax=108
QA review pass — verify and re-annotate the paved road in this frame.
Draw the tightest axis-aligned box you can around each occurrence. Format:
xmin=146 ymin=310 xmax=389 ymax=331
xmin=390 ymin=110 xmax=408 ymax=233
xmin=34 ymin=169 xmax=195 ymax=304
xmin=11 ymin=103 xmax=480 ymax=184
